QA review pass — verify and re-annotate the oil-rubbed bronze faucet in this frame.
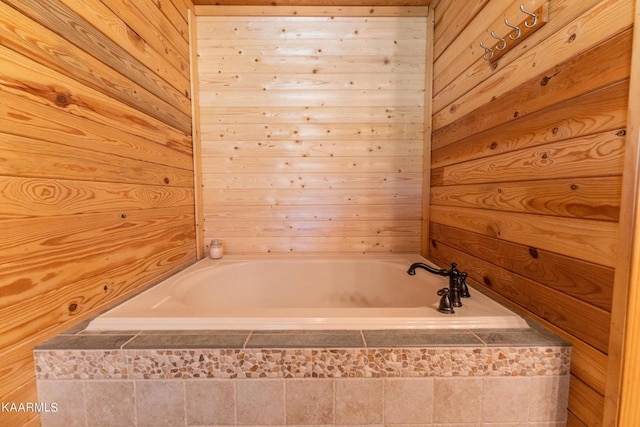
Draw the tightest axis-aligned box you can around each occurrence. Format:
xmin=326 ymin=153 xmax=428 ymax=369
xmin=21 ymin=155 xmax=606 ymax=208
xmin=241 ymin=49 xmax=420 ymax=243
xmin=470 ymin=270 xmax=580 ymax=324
xmin=407 ymin=262 xmax=470 ymax=313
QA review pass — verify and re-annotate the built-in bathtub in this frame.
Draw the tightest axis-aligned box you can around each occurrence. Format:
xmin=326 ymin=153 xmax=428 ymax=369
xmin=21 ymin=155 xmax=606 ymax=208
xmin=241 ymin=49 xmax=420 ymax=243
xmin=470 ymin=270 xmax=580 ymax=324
xmin=86 ymin=253 xmax=529 ymax=331
xmin=36 ymin=254 xmax=570 ymax=426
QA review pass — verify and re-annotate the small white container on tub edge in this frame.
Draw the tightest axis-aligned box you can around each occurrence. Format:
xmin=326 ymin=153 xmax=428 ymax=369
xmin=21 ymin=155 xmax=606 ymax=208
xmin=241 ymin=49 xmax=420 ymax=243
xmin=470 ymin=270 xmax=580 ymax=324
xmin=209 ymin=239 xmax=223 ymax=259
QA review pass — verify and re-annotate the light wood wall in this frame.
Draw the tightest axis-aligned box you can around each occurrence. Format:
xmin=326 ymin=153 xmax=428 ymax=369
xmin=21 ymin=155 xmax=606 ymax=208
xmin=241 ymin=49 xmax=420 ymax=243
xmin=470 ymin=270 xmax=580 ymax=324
xmin=197 ymin=8 xmax=427 ymax=253
xmin=428 ymin=0 xmax=633 ymax=425
xmin=0 ymin=1 xmax=196 ymax=425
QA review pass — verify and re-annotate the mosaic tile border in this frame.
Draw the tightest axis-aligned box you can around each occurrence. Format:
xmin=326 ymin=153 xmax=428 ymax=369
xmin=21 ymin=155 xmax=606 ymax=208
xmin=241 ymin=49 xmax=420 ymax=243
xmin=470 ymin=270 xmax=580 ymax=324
xmin=35 ymin=346 xmax=571 ymax=380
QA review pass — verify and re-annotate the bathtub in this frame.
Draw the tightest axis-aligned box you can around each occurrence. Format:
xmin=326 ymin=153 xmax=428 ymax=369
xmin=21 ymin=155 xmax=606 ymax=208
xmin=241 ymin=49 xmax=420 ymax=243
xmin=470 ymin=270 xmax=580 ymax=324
xmin=86 ymin=254 xmax=529 ymax=331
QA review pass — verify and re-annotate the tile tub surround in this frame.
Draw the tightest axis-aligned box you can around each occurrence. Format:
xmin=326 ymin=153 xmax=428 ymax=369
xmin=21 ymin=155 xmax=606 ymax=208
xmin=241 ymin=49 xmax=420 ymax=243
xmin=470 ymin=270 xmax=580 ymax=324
xmin=35 ymin=324 xmax=571 ymax=426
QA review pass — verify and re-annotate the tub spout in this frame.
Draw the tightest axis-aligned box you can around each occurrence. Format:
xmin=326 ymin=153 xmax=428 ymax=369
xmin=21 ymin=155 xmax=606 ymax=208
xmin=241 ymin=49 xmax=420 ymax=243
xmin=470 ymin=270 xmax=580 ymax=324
xmin=407 ymin=262 xmax=470 ymax=308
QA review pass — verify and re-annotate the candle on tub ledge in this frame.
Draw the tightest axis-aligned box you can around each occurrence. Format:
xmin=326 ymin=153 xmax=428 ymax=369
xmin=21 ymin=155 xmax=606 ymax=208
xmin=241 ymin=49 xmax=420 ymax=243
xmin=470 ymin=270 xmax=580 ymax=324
xmin=209 ymin=239 xmax=223 ymax=259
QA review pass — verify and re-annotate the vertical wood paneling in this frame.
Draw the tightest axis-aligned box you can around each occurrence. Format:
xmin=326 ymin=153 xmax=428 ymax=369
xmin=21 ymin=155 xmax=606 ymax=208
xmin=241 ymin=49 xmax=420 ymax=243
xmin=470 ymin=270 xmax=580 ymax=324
xmin=198 ymin=13 xmax=426 ymax=253
xmin=0 ymin=1 xmax=195 ymax=425
xmin=428 ymin=1 xmax=632 ymax=425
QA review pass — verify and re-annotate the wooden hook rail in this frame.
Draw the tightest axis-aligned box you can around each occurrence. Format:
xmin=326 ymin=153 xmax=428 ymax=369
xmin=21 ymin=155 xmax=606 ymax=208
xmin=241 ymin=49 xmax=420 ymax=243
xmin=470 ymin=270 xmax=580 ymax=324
xmin=480 ymin=2 xmax=549 ymax=64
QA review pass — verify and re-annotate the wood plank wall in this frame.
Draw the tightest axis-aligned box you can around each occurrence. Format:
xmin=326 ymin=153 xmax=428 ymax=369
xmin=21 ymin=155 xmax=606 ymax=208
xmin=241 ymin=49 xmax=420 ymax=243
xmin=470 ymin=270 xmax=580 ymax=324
xmin=197 ymin=8 xmax=427 ymax=253
xmin=428 ymin=0 xmax=633 ymax=425
xmin=0 ymin=1 xmax=196 ymax=425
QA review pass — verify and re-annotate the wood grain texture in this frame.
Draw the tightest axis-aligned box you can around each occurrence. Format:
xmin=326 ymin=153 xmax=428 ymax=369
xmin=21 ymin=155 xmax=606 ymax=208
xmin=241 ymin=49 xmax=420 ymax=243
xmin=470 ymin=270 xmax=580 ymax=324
xmin=195 ymin=5 xmax=429 ymax=16
xmin=605 ymin=0 xmax=640 ymax=424
xmin=6 ymin=0 xmax=192 ymax=122
xmin=430 ymin=223 xmax=614 ymax=311
xmin=431 ymin=203 xmax=618 ymax=266
xmin=433 ymin=0 xmax=487 ymax=60
xmin=0 ymin=2 xmax=189 ymax=132
xmin=0 ymin=134 xmax=193 ymax=188
xmin=433 ymin=0 xmax=631 ymax=118
xmin=429 ymin=240 xmax=610 ymax=353
xmin=433 ymin=29 xmax=632 ymax=147
xmin=0 ymin=177 xmax=194 ymax=219
xmin=205 ymin=203 xmax=421 ymax=221
xmin=432 ymin=132 xmax=625 ymax=187
xmin=433 ymin=0 xmax=549 ymax=96
xmin=429 ymin=1 xmax=632 ymax=424
xmin=432 ymin=80 xmax=629 ymax=164
xmin=0 ymin=381 xmax=39 ymax=426
xmin=193 ymin=0 xmax=430 ymax=5
xmin=0 ymin=2 xmax=196 ymax=426
xmin=198 ymin=14 xmax=426 ymax=253
xmin=569 ymin=374 xmax=605 ymax=427
xmin=430 ymin=177 xmax=621 ymax=222
xmin=0 ymin=44 xmax=192 ymax=150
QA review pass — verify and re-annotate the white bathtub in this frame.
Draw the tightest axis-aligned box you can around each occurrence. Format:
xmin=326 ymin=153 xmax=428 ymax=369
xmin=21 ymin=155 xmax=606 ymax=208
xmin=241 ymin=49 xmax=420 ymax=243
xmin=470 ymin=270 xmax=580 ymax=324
xmin=86 ymin=254 xmax=529 ymax=331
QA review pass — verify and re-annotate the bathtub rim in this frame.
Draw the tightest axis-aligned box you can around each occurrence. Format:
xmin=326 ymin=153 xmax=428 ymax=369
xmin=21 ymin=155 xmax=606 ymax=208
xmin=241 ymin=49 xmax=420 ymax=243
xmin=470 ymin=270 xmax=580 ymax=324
xmin=86 ymin=253 xmax=530 ymax=331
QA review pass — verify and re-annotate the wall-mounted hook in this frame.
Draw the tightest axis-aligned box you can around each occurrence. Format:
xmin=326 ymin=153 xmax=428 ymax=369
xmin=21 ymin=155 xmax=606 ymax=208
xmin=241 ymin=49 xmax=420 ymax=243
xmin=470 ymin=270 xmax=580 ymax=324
xmin=479 ymin=41 xmax=494 ymax=60
xmin=490 ymin=31 xmax=507 ymax=51
xmin=520 ymin=4 xmax=538 ymax=28
xmin=504 ymin=18 xmax=521 ymax=40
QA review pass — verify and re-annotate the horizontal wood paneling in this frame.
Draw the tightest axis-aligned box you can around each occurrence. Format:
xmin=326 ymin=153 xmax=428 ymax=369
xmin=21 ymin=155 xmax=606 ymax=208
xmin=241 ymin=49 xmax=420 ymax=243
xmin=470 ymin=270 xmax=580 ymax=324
xmin=569 ymin=374 xmax=606 ymax=427
xmin=198 ymin=38 xmax=427 ymax=58
xmin=0 ymin=1 xmax=195 ymax=425
xmin=431 ymin=206 xmax=618 ymax=268
xmin=0 ymin=381 xmax=40 ymax=426
xmin=198 ymin=13 xmax=426 ymax=253
xmin=193 ymin=0 xmax=430 ymax=6
xmin=195 ymin=5 xmax=429 ymax=16
xmin=429 ymin=240 xmax=611 ymax=352
xmin=431 ymin=80 xmax=629 ymax=165
xmin=3 ymin=0 xmax=192 ymax=130
xmin=430 ymin=223 xmax=614 ymax=311
xmin=206 ymin=203 xmax=421 ymax=220
xmin=430 ymin=177 xmax=621 ymax=221
xmin=428 ymin=1 xmax=632 ymax=425
xmin=0 ymin=134 xmax=193 ymax=187
xmin=0 ymin=178 xmax=194 ymax=219
xmin=432 ymin=132 xmax=625 ymax=186
xmin=203 ymin=172 xmax=422 ymax=189
xmin=0 ymin=44 xmax=191 ymax=151
xmin=433 ymin=0 xmax=632 ymax=119
xmin=433 ymin=28 xmax=632 ymax=147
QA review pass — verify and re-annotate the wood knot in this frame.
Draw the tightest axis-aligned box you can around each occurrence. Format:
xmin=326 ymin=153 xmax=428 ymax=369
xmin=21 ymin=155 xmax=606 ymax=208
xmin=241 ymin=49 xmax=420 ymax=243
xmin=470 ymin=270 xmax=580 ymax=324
xmin=55 ymin=94 xmax=70 ymax=107
xmin=68 ymin=302 xmax=78 ymax=312
xmin=528 ymin=247 xmax=539 ymax=258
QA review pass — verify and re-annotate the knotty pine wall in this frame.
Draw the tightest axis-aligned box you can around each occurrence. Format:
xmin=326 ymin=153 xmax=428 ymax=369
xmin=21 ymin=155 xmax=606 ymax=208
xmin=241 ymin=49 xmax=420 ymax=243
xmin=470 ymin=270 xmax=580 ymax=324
xmin=428 ymin=0 xmax=632 ymax=425
xmin=0 ymin=1 xmax=196 ymax=425
xmin=196 ymin=9 xmax=427 ymax=253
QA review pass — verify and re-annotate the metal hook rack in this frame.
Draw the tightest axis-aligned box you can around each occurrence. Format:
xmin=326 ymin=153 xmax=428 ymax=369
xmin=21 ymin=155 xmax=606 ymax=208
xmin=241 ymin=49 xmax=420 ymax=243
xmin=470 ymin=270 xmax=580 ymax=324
xmin=479 ymin=2 xmax=549 ymax=64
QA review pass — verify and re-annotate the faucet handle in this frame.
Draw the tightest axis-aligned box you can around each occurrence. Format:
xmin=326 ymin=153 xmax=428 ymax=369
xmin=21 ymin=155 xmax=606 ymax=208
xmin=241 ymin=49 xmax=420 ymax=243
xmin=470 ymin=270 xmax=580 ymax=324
xmin=437 ymin=288 xmax=455 ymax=314
xmin=459 ymin=272 xmax=471 ymax=298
